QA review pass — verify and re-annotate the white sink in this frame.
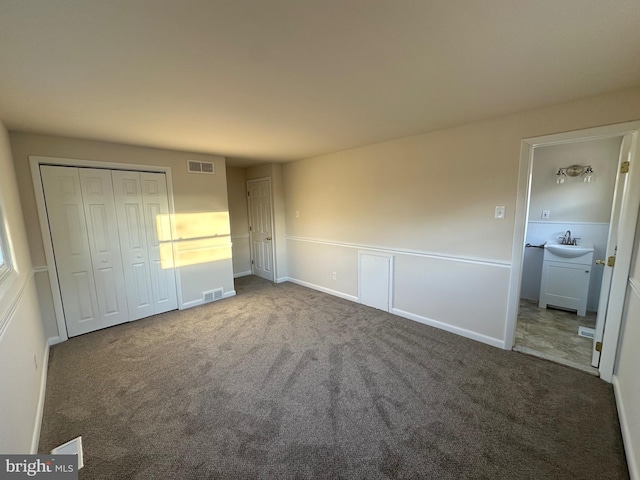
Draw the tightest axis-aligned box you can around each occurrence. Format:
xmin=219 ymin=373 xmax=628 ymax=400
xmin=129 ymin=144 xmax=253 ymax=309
xmin=544 ymin=241 xmax=594 ymax=258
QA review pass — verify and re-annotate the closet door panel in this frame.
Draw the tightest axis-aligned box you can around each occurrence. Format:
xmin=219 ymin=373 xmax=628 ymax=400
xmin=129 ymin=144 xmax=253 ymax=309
xmin=112 ymin=170 xmax=155 ymax=320
xmin=41 ymin=165 xmax=101 ymax=337
xmin=141 ymin=172 xmax=178 ymax=314
xmin=79 ymin=168 xmax=129 ymax=328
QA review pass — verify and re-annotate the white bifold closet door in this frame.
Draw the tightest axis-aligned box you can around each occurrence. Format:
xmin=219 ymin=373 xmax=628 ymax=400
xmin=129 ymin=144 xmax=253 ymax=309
xmin=41 ymin=166 xmax=129 ymax=336
xmin=41 ymin=166 xmax=177 ymax=337
xmin=112 ymin=170 xmax=177 ymax=320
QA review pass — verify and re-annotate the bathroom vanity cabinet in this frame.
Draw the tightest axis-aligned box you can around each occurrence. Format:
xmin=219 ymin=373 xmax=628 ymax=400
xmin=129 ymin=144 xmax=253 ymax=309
xmin=538 ymin=246 xmax=594 ymax=316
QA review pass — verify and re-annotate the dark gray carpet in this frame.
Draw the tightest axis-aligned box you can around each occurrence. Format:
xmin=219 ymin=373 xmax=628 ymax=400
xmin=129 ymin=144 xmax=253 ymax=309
xmin=39 ymin=276 xmax=629 ymax=479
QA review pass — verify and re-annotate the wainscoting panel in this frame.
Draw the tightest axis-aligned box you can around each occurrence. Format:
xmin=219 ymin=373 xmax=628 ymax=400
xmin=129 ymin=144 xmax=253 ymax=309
xmin=286 ymin=237 xmax=510 ymax=347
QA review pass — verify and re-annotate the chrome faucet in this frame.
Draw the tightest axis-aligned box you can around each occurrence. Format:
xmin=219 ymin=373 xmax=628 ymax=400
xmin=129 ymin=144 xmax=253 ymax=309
xmin=559 ymin=230 xmax=580 ymax=245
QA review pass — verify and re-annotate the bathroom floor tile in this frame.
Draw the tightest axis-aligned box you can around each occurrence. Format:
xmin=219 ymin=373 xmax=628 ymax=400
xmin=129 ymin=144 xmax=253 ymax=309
xmin=515 ymin=300 xmax=596 ymax=367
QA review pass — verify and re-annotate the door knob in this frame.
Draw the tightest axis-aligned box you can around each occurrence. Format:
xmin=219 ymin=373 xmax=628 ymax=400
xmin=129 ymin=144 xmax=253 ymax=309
xmin=266 ymin=237 xmax=272 ymax=241
xmin=595 ymin=259 xmax=605 ymax=265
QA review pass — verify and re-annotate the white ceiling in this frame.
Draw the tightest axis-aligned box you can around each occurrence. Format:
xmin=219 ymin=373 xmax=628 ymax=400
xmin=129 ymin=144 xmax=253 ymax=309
xmin=0 ymin=1 xmax=639 ymax=166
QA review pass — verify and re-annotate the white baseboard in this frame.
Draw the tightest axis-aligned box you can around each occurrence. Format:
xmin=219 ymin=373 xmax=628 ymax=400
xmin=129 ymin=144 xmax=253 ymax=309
xmin=613 ymin=375 xmax=638 ymax=480
xmin=285 ymin=277 xmax=359 ymax=302
xmin=31 ymin=342 xmax=50 ymax=454
xmin=233 ymin=271 xmax=252 ymax=278
xmin=391 ymin=308 xmax=506 ymax=349
xmin=284 ymin=277 xmax=504 ymax=349
xmin=274 ymin=277 xmax=288 ymax=284
xmin=47 ymin=336 xmax=61 ymax=346
xmin=223 ymin=290 xmax=236 ymax=299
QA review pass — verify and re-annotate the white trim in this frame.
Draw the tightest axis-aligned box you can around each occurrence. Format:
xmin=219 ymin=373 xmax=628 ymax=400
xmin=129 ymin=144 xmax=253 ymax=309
xmin=527 ymin=221 xmax=611 ymax=226
xmin=286 ymin=235 xmax=511 ymax=268
xmin=507 ymin=121 xmax=640 ymax=382
xmin=0 ymin=271 xmax=34 ymax=339
xmin=275 ymin=277 xmax=288 ymax=284
xmin=33 ymin=266 xmax=48 ymax=274
xmin=29 ymin=155 xmax=182 ymax=340
xmin=358 ymin=251 xmax=395 ymax=312
xmin=31 ymin=341 xmax=50 ymax=454
xmin=47 ymin=336 xmax=61 ymax=346
xmin=391 ymin=307 xmax=505 ymax=349
xmin=233 ymin=270 xmax=252 ymax=278
xmin=613 ymin=375 xmax=638 ymax=480
xmin=246 ymin=177 xmax=277 ymax=281
xmin=285 ymin=277 xmax=359 ymax=302
xmin=224 ymin=290 xmax=236 ymax=299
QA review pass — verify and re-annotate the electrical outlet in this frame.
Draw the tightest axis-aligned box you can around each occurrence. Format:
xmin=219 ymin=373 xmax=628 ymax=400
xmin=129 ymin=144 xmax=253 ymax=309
xmin=332 ymin=272 xmax=337 ymax=280
xmin=542 ymin=210 xmax=550 ymax=220
xmin=295 ymin=211 xmax=300 ymax=218
xmin=494 ymin=205 xmax=506 ymax=219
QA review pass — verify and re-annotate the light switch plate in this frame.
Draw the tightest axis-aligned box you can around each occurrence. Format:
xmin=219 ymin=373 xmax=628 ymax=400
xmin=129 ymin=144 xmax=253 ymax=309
xmin=542 ymin=210 xmax=550 ymax=220
xmin=495 ymin=205 xmax=506 ymax=219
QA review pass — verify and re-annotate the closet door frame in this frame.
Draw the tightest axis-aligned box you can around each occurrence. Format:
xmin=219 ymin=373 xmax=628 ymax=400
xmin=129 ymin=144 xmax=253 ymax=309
xmin=30 ymin=155 xmax=182 ymax=343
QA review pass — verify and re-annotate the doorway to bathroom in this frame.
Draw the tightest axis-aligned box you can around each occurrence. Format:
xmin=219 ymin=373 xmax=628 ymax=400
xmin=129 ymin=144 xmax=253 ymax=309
xmin=507 ymin=121 xmax=640 ymax=381
xmin=515 ymin=136 xmax=624 ymax=374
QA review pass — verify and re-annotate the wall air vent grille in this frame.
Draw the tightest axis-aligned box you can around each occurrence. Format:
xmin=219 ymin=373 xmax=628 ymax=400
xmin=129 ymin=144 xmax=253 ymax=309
xmin=203 ymin=288 xmax=224 ymax=303
xmin=187 ymin=160 xmax=215 ymax=174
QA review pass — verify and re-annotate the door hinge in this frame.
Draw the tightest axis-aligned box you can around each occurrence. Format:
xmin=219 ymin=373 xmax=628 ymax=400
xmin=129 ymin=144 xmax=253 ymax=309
xmin=251 ymin=260 xmax=254 ymax=265
xmin=595 ymin=341 xmax=602 ymax=352
xmin=249 ymin=225 xmax=252 ymax=231
xmin=607 ymin=256 xmax=616 ymax=267
xmin=620 ymin=161 xmax=630 ymax=174
xmin=247 ymin=191 xmax=250 ymax=196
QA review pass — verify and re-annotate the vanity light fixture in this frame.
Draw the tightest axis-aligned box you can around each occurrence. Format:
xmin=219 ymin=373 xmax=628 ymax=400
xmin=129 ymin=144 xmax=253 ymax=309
xmin=556 ymin=164 xmax=595 ymax=184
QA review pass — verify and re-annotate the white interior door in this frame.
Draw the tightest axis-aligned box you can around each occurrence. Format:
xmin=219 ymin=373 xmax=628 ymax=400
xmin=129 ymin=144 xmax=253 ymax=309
xmin=592 ymin=135 xmax=632 ymax=366
xmin=359 ymin=253 xmax=392 ymax=311
xmin=78 ymin=168 xmax=130 ymax=328
xmin=41 ymin=165 xmax=101 ymax=337
xmin=112 ymin=170 xmax=155 ymax=320
xmin=140 ymin=172 xmax=178 ymax=314
xmin=247 ymin=179 xmax=274 ymax=281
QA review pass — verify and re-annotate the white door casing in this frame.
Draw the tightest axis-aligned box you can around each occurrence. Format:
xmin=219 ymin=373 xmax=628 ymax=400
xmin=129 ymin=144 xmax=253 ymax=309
xmin=78 ymin=168 xmax=130 ymax=328
xmin=140 ymin=172 xmax=178 ymax=314
xmin=247 ymin=178 xmax=274 ymax=281
xmin=112 ymin=170 xmax=156 ymax=321
xmin=591 ymin=135 xmax=632 ymax=367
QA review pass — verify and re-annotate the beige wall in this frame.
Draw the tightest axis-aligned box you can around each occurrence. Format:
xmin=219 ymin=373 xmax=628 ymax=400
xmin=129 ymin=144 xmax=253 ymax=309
xmin=226 ymin=166 xmax=251 ymax=276
xmin=10 ymin=132 xmax=234 ymax=329
xmin=530 ymin=137 xmax=620 ymax=223
xmin=0 ymin=121 xmax=48 ymax=453
xmin=283 ymin=87 xmax=640 ymax=344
